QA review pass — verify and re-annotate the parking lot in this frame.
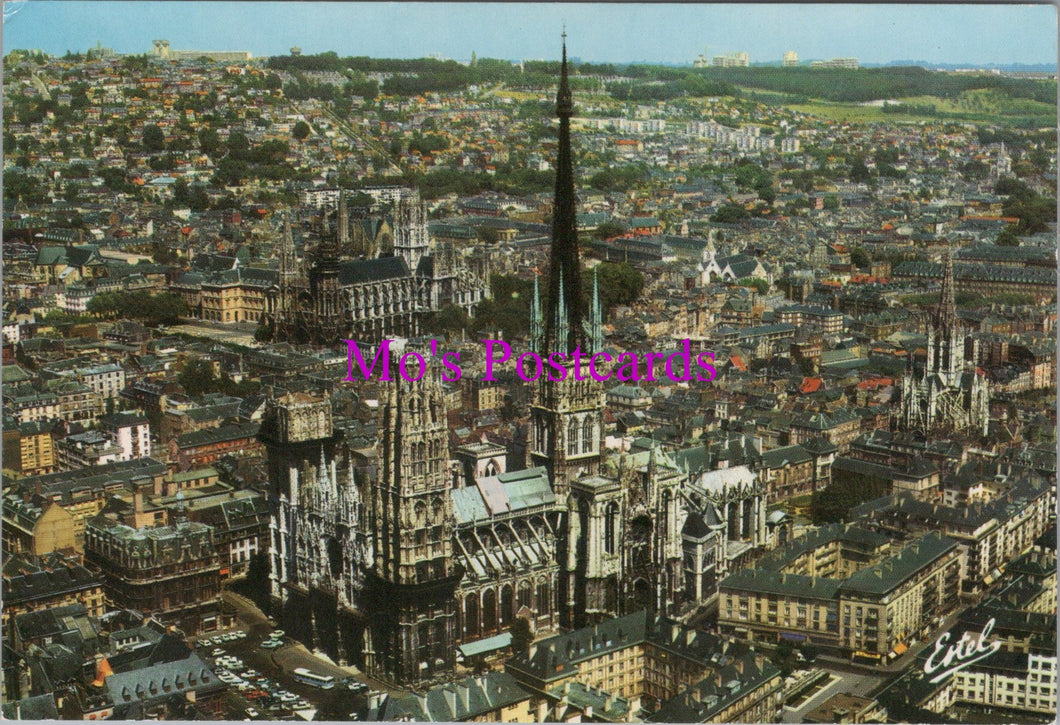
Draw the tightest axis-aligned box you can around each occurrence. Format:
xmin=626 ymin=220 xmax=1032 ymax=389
xmin=192 ymin=616 xmax=374 ymax=721
xmin=781 ymin=669 xmax=884 ymax=723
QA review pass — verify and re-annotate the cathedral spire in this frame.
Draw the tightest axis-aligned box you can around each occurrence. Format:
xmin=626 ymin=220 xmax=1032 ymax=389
xmin=543 ymin=33 xmax=584 ymax=355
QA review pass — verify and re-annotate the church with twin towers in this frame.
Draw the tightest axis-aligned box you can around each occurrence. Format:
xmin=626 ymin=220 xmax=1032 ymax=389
xmin=262 ymin=38 xmax=769 ymax=687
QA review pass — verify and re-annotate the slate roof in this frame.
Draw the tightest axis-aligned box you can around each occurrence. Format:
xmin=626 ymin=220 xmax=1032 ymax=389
xmin=374 ymin=672 xmax=530 ymax=721
xmin=338 ymin=256 xmax=411 ymax=285
xmin=174 ymin=421 xmax=260 ymax=450
xmin=721 ymin=568 xmax=843 ymax=600
xmin=2 ymin=693 xmax=58 ymax=720
xmin=841 ymin=532 xmax=958 ymax=596
xmin=894 ymin=260 xmax=1056 ymax=286
xmin=9 ymin=458 xmax=169 ymax=504
xmin=103 ymin=651 xmax=225 ymax=710
xmin=3 ymin=552 xmax=102 ymax=606
xmin=759 ymin=445 xmax=812 ymax=470
xmin=648 ymin=655 xmax=780 ymax=723
xmin=451 ymin=467 xmax=554 ymax=525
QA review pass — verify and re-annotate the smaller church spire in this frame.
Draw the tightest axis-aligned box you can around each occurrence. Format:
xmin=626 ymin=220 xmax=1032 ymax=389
xmin=318 ymin=445 xmax=330 ymax=488
xmin=338 ymin=189 xmax=348 ymax=249
xmin=530 ymin=272 xmax=543 ymax=354
xmin=280 ymin=211 xmax=296 ymax=279
xmin=586 ymin=266 xmax=603 ymax=352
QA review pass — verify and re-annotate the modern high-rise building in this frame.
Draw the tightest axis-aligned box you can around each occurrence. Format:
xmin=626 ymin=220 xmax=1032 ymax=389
xmin=811 ymin=57 xmax=859 ymax=69
xmin=713 ymin=51 xmax=750 ymax=67
xmin=783 ymin=50 xmax=799 ymax=67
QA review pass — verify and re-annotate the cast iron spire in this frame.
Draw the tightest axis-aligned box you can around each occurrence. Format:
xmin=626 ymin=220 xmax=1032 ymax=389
xmin=543 ymin=33 xmax=584 ymax=355
xmin=934 ymin=244 xmax=957 ymax=330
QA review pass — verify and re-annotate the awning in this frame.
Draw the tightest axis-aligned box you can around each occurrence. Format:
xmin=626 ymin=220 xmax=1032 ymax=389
xmin=893 ymin=643 xmax=908 ymax=656
xmin=781 ymin=632 xmax=808 ymax=643
xmin=457 ymin=632 xmax=512 ymax=658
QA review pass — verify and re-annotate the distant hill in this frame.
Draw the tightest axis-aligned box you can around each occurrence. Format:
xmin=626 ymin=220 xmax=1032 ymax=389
xmin=687 ymin=65 xmax=1056 ymax=104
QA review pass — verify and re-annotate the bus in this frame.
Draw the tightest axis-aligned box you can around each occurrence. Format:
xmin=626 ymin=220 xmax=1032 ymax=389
xmin=292 ymin=668 xmax=335 ymax=689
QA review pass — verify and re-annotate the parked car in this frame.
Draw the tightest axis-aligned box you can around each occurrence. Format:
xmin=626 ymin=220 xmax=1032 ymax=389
xmin=245 ymin=707 xmax=260 ymax=719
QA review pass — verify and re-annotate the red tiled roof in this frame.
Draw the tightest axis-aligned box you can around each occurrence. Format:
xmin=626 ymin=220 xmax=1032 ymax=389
xmin=800 ymin=377 xmax=823 ymax=394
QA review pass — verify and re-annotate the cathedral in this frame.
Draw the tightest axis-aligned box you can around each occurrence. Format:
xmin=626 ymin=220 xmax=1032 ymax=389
xmin=265 ymin=187 xmax=491 ymax=346
xmin=263 ymin=40 xmax=770 ymax=688
xmin=899 ymin=248 xmax=990 ymax=437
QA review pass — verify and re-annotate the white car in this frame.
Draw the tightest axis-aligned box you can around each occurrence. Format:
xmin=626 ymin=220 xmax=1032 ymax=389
xmin=245 ymin=707 xmax=260 ymax=719
xmin=278 ymin=692 xmax=298 ymax=703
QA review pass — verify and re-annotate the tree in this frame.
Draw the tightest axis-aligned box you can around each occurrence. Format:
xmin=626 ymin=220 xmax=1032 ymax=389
xmin=227 ymin=131 xmax=250 ymax=160
xmin=178 ymin=358 xmax=217 ymax=397
xmin=995 ymin=226 xmax=1020 ymax=247
xmin=424 ymin=304 xmax=470 ymax=336
xmin=772 ymin=639 xmax=799 ymax=677
xmin=711 ymin=203 xmax=749 ymax=223
xmin=850 ymin=246 xmax=870 ymax=268
xmin=198 ymin=127 xmax=221 ymax=156
xmin=593 ymin=263 xmax=645 ymax=315
xmin=509 ymin=617 xmax=533 ymax=655
xmin=292 ymin=120 xmax=311 ymax=141
xmin=739 ymin=277 xmax=769 ymax=295
xmin=142 ymin=124 xmax=166 ymax=153
xmin=593 ymin=221 xmax=627 ymax=240
xmin=476 ymin=226 xmax=500 ymax=244
xmin=849 ymin=157 xmax=872 ymax=184
xmin=63 ymin=182 xmax=80 ymax=204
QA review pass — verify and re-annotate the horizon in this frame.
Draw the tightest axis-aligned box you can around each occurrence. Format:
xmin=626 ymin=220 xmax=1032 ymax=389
xmin=3 ymin=2 xmax=1057 ymax=67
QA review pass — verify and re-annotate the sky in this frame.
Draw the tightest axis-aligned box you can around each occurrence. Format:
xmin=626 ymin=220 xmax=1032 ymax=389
xmin=3 ymin=2 xmax=1057 ymax=66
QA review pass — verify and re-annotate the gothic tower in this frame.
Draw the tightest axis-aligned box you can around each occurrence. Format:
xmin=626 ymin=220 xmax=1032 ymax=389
xmin=273 ymin=212 xmax=300 ymax=341
xmin=362 ymin=341 xmax=462 ymax=685
xmin=306 ymin=207 xmax=349 ymax=345
xmin=260 ymin=393 xmax=362 ymax=655
xmin=392 ymin=190 xmax=430 ymax=273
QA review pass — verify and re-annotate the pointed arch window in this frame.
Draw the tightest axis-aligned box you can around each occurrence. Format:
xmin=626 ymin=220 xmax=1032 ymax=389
xmin=582 ymin=416 xmax=594 ymax=454
xmin=604 ymin=502 xmax=619 ymax=555
xmin=567 ymin=419 xmax=579 ymax=456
